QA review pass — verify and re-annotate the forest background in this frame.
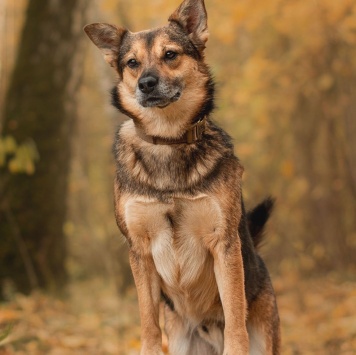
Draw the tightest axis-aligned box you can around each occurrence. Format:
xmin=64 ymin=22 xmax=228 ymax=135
xmin=0 ymin=0 xmax=355 ymax=354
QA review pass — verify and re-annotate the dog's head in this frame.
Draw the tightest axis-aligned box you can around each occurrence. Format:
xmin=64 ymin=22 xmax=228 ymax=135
xmin=84 ymin=0 xmax=214 ymax=138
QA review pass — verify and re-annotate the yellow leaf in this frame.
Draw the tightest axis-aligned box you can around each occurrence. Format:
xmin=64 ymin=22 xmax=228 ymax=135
xmin=280 ymin=160 xmax=295 ymax=178
xmin=8 ymin=158 xmax=20 ymax=173
xmin=25 ymin=161 xmax=35 ymax=175
xmin=3 ymin=135 xmax=17 ymax=153
xmin=0 ymin=310 xmax=21 ymax=323
xmin=129 ymin=338 xmax=141 ymax=349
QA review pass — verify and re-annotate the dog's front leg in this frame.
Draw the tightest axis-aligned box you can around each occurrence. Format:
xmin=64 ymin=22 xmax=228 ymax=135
xmin=129 ymin=250 xmax=163 ymax=355
xmin=213 ymin=240 xmax=249 ymax=355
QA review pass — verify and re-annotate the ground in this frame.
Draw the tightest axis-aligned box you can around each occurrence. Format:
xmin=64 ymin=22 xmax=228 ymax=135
xmin=0 ymin=273 xmax=355 ymax=354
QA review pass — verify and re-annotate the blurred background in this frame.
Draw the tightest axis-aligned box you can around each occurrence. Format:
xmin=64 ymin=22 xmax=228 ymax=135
xmin=0 ymin=0 xmax=355 ymax=354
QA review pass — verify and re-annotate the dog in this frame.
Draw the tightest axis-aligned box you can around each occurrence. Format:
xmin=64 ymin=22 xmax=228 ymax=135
xmin=84 ymin=0 xmax=280 ymax=353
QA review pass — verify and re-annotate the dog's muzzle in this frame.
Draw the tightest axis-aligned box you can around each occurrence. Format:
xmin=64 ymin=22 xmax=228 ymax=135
xmin=137 ymin=74 xmax=181 ymax=108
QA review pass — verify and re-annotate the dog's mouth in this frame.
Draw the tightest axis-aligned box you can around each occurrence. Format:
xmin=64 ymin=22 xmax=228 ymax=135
xmin=140 ymin=92 xmax=181 ymax=108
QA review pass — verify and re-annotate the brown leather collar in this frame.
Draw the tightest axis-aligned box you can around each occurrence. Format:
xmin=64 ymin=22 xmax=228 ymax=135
xmin=135 ymin=116 xmax=206 ymax=145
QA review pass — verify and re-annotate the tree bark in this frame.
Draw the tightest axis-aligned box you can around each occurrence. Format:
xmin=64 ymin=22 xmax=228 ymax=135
xmin=0 ymin=0 xmax=88 ymax=296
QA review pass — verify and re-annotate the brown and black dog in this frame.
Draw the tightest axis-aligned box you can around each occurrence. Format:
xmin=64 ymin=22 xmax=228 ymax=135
xmin=84 ymin=0 xmax=280 ymax=353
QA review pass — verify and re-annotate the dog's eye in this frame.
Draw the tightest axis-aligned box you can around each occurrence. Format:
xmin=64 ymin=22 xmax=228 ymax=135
xmin=164 ymin=51 xmax=178 ymax=60
xmin=127 ymin=59 xmax=139 ymax=69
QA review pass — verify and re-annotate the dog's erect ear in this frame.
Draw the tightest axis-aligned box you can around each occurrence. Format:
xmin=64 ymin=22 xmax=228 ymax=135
xmin=168 ymin=0 xmax=208 ymax=51
xmin=84 ymin=23 xmax=126 ymax=68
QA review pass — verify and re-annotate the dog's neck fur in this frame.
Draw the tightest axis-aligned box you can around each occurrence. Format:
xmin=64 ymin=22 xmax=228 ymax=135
xmin=114 ymin=118 xmax=234 ymax=194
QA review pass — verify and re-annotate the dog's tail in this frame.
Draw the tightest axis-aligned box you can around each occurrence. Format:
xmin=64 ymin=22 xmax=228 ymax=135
xmin=247 ymin=197 xmax=275 ymax=250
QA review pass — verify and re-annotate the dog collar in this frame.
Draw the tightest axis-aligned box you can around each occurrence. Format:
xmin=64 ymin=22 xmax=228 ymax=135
xmin=135 ymin=116 xmax=206 ymax=145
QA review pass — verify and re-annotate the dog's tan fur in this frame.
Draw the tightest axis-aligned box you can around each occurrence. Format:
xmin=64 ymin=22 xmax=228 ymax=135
xmin=85 ymin=0 xmax=280 ymax=354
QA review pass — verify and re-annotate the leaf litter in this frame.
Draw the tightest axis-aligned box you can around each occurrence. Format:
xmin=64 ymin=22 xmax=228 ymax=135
xmin=0 ymin=274 xmax=355 ymax=354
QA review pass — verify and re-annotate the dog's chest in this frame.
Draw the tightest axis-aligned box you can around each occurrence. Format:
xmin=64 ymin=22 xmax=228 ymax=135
xmin=124 ymin=194 xmax=223 ymax=293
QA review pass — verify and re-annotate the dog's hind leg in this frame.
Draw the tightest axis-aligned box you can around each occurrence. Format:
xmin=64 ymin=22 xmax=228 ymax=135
xmin=247 ymin=278 xmax=280 ymax=355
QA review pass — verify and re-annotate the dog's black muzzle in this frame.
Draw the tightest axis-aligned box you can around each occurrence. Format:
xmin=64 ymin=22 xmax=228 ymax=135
xmin=137 ymin=73 xmax=181 ymax=108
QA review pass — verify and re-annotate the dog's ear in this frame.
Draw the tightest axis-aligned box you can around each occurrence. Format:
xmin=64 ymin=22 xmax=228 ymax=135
xmin=84 ymin=23 xmax=126 ymax=68
xmin=168 ymin=0 xmax=209 ymax=51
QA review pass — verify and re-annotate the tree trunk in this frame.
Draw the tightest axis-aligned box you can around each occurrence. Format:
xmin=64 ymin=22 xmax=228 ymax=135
xmin=0 ymin=0 xmax=88 ymax=296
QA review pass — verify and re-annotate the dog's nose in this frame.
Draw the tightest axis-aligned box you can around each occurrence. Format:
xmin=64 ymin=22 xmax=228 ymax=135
xmin=138 ymin=76 xmax=158 ymax=94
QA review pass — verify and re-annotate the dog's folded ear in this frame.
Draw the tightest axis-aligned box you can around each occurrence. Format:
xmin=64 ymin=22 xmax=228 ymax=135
xmin=84 ymin=23 xmax=126 ymax=68
xmin=168 ymin=0 xmax=209 ymax=51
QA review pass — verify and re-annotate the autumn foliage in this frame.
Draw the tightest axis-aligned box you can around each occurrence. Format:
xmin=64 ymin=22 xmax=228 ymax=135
xmin=197 ymin=0 xmax=356 ymax=274
xmin=1 ymin=0 xmax=356 ymax=353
